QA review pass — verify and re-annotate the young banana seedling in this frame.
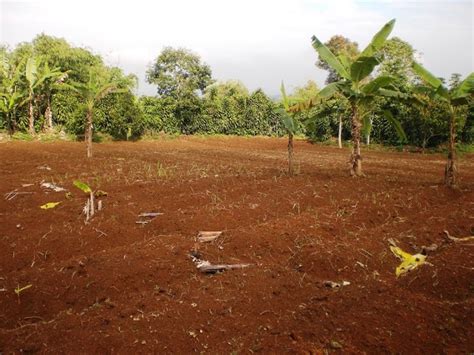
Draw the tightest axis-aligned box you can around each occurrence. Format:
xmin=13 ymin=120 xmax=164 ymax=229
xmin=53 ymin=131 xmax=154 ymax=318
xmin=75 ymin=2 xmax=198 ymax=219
xmin=73 ymin=180 xmax=106 ymax=223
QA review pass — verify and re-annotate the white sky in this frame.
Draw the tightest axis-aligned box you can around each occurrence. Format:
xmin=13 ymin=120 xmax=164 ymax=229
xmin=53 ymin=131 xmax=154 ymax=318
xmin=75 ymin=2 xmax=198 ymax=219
xmin=1 ymin=0 xmax=473 ymax=96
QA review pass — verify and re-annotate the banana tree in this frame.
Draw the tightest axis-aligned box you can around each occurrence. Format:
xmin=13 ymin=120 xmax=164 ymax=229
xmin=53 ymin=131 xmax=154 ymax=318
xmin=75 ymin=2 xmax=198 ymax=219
xmin=73 ymin=70 xmax=121 ymax=158
xmin=412 ymin=63 xmax=474 ymax=187
xmin=280 ymin=82 xmax=298 ymax=175
xmin=0 ymin=56 xmax=26 ymax=134
xmin=38 ymin=62 xmax=67 ymax=131
xmin=25 ymin=57 xmax=65 ymax=134
xmin=25 ymin=57 xmax=40 ymax=135
xmin=292 ymin=19 xmax=406 ymax=176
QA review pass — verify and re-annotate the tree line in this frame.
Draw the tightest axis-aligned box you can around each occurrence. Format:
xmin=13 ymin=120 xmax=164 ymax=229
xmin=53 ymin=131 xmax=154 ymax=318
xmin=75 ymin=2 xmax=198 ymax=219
xmin=1 ymin=28 xmax=473 ymax=161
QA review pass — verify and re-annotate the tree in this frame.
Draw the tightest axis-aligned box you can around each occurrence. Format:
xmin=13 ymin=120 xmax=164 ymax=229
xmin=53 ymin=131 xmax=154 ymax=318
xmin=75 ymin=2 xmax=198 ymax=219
xmin=73 ymin=68 xmax=130 ymax=157
xmin=25 ymin=57 xmax=40 ymax=135
xmin=25 ymin=57 xmax=68 ymax=134
xmin=412 ymin=63 xmax=474 ymax=187
xmin=147 ymin=47 xmax=213 ymax=98
xmin=37 ymin=61 xmax=67 ymax=131
xmin=294 ymin=19 xmax=406 ymax=176
xmin=195 ymin=80 xmax=249 ymax=134
xmin=316 ymin=35 xmax=359 ymax=84
xmin=378 ymin=37 xmax=416 ymax=88
xmin=146 ymin=47 xmax=213 ymax=133
xmin=0 ymin=53 xmax=26 ymax=134
xmin=280 ymin=82 xmax=298 ymax=175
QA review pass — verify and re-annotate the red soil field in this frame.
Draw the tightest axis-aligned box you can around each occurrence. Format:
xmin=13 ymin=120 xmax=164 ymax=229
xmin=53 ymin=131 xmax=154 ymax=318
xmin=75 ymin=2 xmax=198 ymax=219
xmin=0 ymin=137 xmax=473 ymax=353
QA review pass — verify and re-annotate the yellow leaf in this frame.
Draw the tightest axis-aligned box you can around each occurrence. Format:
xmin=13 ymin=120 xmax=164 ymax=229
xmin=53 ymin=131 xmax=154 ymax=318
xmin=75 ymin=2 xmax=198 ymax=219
xmin=390 ymin=245 xmax=427 ymax=277
xmin=40 ymin=202 xmax=61 ymax=209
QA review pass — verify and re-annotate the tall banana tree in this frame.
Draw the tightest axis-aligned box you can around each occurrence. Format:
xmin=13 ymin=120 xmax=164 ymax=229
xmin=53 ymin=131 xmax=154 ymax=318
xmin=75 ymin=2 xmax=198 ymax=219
xmin=38 ymin=62 xmax=67 ymax=131
xmin=292 ymin=19 xmax=406 ymax=176
xmin=73 ymin=69 xmax=123 ymax=158
xmin=25 ymin=57 xmax=65 ymax=134
xmin=412 ymin=63 xmax=474 ymax=187
xmin=0 ymin=56 xmax=26 ymax=134
xmin=25 ymin=57 xmax=40 ymax=135
xmin=280 ymin=82 xmax=298 ymax=175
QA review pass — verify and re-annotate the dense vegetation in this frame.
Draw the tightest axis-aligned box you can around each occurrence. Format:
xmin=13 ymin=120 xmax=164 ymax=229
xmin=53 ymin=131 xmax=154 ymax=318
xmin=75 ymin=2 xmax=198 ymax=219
xmin=1 ymin=30 xmax=473 ymax=152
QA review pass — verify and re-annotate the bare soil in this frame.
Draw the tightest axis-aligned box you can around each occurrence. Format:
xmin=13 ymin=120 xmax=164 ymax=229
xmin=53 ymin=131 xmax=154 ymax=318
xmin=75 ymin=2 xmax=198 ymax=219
xmin=0 ymin=137 xmax=473 ymax=354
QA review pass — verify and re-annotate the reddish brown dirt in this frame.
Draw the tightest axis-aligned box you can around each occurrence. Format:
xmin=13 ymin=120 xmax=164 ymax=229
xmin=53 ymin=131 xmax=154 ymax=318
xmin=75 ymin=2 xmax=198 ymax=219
xmin=0 ymin=137 xmax=473 ymax=354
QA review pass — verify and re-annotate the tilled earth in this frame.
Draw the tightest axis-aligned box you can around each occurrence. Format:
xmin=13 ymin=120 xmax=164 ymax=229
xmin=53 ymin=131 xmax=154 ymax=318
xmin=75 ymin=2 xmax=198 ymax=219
xmin=0 ymin=137 xmax=473 ymax=353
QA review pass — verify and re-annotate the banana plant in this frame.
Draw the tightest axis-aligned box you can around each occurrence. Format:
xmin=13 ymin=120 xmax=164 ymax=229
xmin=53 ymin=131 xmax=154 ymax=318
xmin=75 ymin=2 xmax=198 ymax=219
xmin=71 ymin=69 xmax=121 ymax=158
xmin=280 ymin=81 xmax=298 ymax=175
xmin=412 ymin=63 xmax=474 ymax=187
xmin=25 ymin=57 xmax=40 ymax=135
xmin=0 ymin=55 xmax=26 ymax=134
xmin=25 ymin=57 xmax=66 ymax=134
xmin=291 ymin=19 xmax=407 ymax=176
xmin=37 ymin=62 xmax=68 ymax=131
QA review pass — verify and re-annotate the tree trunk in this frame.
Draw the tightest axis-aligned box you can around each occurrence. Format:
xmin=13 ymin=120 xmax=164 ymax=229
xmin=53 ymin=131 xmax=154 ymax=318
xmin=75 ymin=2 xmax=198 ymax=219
xmin=444 ymin=108 xmax=456 ymax=187
xmin=350 ymin=102 xmax=362 ymax=176
xmin=86 ymin=109 xmax=93 ymax=158
xmin=288 ymin=132 xmax=294 ymax=176
xmin=6 ymin=113 xmax=13 ymax=135
xmin=45 ymin=96 xmax=53 ymax=131
xmin=338 ymin=115 xmax=342 ymax=149
xmin=28 ymin=95 xmax=35 ymax=135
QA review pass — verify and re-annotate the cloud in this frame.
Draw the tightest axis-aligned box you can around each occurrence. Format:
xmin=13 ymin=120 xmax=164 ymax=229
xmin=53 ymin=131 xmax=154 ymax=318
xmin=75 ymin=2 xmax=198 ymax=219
xmin=1 ymin=0 xmax=472 ymax=96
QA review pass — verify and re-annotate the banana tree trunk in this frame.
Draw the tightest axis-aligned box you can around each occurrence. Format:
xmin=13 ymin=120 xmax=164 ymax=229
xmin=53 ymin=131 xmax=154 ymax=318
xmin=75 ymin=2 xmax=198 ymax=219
xmin=350 ymin=102 xmax=362 ymax=176
xmin=444 ymin=108 xmax=456 ymax=187
xmin=288 ymin=131 xmax=294 ymax=176
xmin=338 ymin=115 xmax=342 ymax=149
xmin=86 ymin=109 xmax=93 ymax=158
xmin=45 ymin=96 xmax=53 ymax=131
xmin=6 ymin=112 xmax=13 ymax=135
xmin=28 ymin=93 xmax=35 ymax=135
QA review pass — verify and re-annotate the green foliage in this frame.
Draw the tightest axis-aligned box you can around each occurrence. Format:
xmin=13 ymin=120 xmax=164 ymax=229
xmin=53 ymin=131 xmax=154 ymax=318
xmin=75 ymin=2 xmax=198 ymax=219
xmin=316 ymin=35 xmax=359 ymax=84
xmin=192 ymin=84 xmax=284 ymax=136
xmin=96 ymin=92 xmax=144 ymax=140
xmin=146 ymin=47 xmax=213 ymax=98
xmin=378 ymin=38 xmax=416 ymax=88
xmin=1 ymin=31 xmax=472 ymax=148
xmin=73 ymin=180 xmax=92 ymax=193
xmin=146 ymin=47 xmax=214 ymax=134
xmin=300 ymin=18 xmax=407 ymax=153
xmin=139 ymin=96 xmax=180 ymax=134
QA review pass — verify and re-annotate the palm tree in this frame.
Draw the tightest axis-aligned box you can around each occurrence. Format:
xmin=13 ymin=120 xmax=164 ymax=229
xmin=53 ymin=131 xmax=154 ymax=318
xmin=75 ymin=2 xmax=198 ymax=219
xmin=292 ymin=19 xmax=406 ymax=176
xmin=412 ymin=63 xmax=474 ymax=187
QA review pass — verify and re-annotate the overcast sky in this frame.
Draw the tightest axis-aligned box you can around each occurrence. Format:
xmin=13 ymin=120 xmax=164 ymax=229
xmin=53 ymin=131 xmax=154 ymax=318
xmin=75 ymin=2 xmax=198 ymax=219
xmin=1 ymin=0 xmax=472 ymax=96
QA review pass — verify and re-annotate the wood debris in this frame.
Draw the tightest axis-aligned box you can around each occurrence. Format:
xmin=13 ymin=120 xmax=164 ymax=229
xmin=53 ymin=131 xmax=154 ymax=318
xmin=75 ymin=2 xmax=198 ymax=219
xmin=189 ymin=255 xmax=251 ymax=274
xmin=444 ymin=230 xmax=474 ymax=243
xmin=4 ymin=190 xmax=35 ymax=201
xmin=324 ymin=280 xmax=351 ymax=288
xmin=136 ymin=211 xmax=163 ymax=225
xmin=37 ymin=165 xmax=51 ymax=171
xmin=197 ymin=231 xmax=223 ymax=243
xmin=41 ymin=182 xmax=66 ymax=192
xmin=138 ymin=212 xmax=163 ymax=218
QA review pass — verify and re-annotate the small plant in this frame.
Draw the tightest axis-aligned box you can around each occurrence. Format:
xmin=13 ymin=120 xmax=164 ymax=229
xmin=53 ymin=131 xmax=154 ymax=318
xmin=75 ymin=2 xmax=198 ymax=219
xmin=74 ymin=180 xmax=106 ymax=222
